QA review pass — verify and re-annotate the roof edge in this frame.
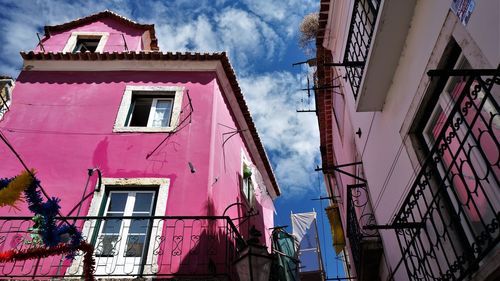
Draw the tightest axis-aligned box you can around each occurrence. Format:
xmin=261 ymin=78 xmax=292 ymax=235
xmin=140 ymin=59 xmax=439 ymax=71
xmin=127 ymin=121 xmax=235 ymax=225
xmin=43 ymin=10 xmax=159 ymax=51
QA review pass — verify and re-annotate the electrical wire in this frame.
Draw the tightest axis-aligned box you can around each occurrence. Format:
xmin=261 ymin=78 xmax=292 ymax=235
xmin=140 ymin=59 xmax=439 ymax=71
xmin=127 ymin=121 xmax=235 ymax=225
xmin=0 ymin=129 xmax=73 ymax=227
xmin=0 ymin=126 xmax=115 ymax=135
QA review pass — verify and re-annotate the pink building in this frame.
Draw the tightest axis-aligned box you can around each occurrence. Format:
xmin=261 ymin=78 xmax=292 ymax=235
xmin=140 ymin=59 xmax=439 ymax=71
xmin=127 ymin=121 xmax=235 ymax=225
xmin=313 ymin=1 xmax=498 ymax=281
xmin=0 ymin=11 xmax=280 ymax=279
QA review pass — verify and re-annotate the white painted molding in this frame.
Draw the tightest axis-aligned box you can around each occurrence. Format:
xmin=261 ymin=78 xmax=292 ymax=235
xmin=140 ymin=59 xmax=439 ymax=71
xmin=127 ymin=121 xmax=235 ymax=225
xmin=62 ymin=32 xmax=110 ymax=53
xmin=113 ymin=85 xmax=184 ymax=133
xmin=66 ymin=177 xmax=170 ymax=276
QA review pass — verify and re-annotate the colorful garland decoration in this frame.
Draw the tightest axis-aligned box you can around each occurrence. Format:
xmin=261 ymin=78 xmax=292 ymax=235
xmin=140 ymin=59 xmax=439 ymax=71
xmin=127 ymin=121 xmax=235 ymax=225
xmin=0 ymin=170 xmax=34 ymax=209
xmin=1 ymin=171 xmax=84 ymax=258
xmin=0 ymin=241 xmax=95 ymax=281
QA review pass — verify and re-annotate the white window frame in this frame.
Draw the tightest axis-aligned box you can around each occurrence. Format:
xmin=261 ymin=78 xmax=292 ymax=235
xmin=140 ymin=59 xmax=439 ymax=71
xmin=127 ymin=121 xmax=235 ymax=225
xmin=241 ymin=150 xmax=255 ymax=208
xmin=66 ymin=177 xmax=170 ymax=277
xmin=128 ymin=97 xmax=174 ymax=128
xmin=0 ymin=79 xmax=13 ymax=119
xmin=62 ymin=32 xmax=109 ymax=54
xmin=114 ymin=85 xmax=184 ymax=133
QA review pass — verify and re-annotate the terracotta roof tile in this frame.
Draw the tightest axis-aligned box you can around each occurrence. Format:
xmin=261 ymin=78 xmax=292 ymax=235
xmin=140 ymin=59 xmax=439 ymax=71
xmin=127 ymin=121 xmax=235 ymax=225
xmin=315 ymin=0 xmax=336 ymax=168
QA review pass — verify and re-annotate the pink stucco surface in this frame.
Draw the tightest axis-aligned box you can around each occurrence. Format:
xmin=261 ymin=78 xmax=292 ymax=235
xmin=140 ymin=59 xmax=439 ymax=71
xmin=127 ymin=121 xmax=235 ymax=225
xmin=36 ymin=17 xmax=146 ymax=53
xmin=0 ymin=68 xmax=273 ymax=277
xmin=0 ymin=15 xmax=276 ymax=278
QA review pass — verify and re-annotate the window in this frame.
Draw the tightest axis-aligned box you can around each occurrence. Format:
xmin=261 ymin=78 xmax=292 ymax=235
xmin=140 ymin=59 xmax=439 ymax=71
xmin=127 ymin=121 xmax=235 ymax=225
xmin=127 ymin=96 xmax=173 ymax=127
xmin=72 ymin=37 xmax=101 ymax=53
xmin=398 ymin=41 xmax=500 ymax=280
xmin=67 ymin=178 xmax=169 ymax=276
xmin=96 ymin=191 xmax=155 ymax=258
xmin=62 ymin=32 xmax=109 ymax=53
xmin=114 ymin=86 xmax=184 ymax=133
xmin=0 ymin=78 xmax=13 ymax=119
xmin=421 ymin=54 xmax=499 ymax=239
xmin=241 ymin=153 xmax=256 ymax=207
xmin=242 ymin=163 xmax=255 ymax=207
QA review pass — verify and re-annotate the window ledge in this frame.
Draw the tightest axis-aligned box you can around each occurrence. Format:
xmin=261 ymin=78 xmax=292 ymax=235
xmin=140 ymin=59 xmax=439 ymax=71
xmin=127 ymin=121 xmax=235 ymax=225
xmin=113 ymin=126 xmax=176 ymax=133
xmin=355 ymin=0 xmax=417 ymax=112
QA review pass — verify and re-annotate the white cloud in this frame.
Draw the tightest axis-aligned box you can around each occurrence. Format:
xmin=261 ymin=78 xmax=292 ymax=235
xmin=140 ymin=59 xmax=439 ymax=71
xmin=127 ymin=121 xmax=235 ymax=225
xmin=154 ymin=7 xmax=284 ymax=70
xmin=239 ymin=71 xmax=320 ymax=197
xmin=242 ymin=0 xmax=317 ymax=37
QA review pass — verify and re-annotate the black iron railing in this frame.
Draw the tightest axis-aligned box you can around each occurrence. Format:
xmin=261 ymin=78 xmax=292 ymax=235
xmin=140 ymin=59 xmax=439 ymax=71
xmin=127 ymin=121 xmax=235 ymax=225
xmin=0 ymin=216 xmax=243 ymax=279
xmin=392 ymin=70 xmax=500 ymax=280
xmin=343 ymin=0 xmax=381 ymax=99
xmin=346 ymin=184 xmax=380 ymax=275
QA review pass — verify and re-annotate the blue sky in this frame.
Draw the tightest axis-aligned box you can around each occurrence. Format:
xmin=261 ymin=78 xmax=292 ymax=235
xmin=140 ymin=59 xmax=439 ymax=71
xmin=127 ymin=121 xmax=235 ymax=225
xmin=0 ymin=0 xmax=344 ymax=278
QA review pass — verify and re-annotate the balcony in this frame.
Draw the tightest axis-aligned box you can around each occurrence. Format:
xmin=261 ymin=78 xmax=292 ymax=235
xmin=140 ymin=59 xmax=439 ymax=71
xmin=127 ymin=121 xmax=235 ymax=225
xmin=342 ymin=0 xmax=416 ymax=111
xmin=0 ymin=215 xmax=243 ymax=280
xmin=392 ymin=70 xmax=500 ymax=280
xmin=346 ymin=184 xmax=383 ymax=281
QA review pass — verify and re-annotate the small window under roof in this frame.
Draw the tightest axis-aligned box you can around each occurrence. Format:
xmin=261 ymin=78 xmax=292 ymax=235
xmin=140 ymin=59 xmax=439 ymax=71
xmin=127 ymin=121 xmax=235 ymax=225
xmin=72 ymin=37 xmax=101 ymax=53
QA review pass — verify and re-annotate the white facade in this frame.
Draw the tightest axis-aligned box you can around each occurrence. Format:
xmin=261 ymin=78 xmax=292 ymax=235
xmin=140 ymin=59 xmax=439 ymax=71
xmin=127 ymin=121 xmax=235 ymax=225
xmin=317 ymin=0 xmax=499 ymax=280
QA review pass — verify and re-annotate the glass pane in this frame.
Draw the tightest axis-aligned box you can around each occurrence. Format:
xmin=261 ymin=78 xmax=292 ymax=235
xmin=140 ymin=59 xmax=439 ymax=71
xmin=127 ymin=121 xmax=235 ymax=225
xmin=129 ymin=219 xmax=149 ymax=234
xmin=133 ymin=193 xmax=153 ymax=212
xmin=125 ymin=235 xmax=145 ymax=257
xmin=107 ymin=193 xmax=127 ymax=212
xmin=129 ymin=98 xmax=153 ymax=126
xmin=73 ymin=38 xmax=100 ymax=53
xmin=152 ymin=100 xmax=172 ymax=127
xmin=96 ymin=235 xmax=119 ymax=256
xmin=102 ymin=216 xmax=123 ymax=234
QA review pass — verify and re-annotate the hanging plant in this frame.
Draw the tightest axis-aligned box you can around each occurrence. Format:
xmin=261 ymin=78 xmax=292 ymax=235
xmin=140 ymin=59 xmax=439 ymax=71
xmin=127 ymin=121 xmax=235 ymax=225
xmin=243 ymin=164 xmax=252 ymax=179
xmin=25 ymin=215 xmax=43 ymax=246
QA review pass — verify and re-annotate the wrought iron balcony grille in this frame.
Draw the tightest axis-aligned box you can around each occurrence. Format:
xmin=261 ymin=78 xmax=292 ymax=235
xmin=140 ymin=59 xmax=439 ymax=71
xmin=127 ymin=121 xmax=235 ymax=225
xmin=346 ymin=184 xmax=381 ymax=277
xmin=343 ymin=0 xmax=381 ymax=99
xmin=0 ymin=215 xmax=243 ymax=280
xmin=392 ymin=69 xmax=500 ymax=281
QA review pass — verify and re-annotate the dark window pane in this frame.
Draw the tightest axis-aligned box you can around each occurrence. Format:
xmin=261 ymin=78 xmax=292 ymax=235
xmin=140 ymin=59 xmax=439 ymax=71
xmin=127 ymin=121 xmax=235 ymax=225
xmin=107 ymin=193 xmax=127 ymax=212
xmin=133 ymin=193 xmax=153 ymax=212
xmin=96 ymin=235 xmax=119 ymax=256
xmin=129 ymin=219 xmax=149 ymax=234
xmin=129 ymin=98 xmax=153 ymax=126
xmin=102 ymin=218 xmax=123 ymax=234
xmin=73 ymin=38 xmax=100 ymax=53
xmin=125 ymin=235 xmax=145 ymax=257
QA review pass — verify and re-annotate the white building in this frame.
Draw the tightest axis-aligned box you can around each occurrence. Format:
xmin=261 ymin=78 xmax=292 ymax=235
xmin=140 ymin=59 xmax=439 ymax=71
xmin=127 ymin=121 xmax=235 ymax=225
xmin=314 ymin=0 xmax=499 ymax=280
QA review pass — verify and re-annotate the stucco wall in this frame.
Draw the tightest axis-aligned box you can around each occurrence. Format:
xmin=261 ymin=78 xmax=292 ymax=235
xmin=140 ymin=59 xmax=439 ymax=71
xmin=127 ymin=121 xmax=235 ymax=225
xmin=0 ymin=67 xmax=275 ymax=276
xmin=0 ymin=70 xmax=216 ymax=217
xmin=36 ymin=17 xmax=146 ymax=53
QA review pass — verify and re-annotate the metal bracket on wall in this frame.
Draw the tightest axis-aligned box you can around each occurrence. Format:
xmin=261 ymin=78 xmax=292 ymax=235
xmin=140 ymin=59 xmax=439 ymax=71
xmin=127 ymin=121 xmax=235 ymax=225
xmin=347 ymin=183 xmax=366 ymax=190
xmin=427 ymin=67 xmax=500 ymax=77
xmin=323 ymin=61 xmax=365 ymax=67
xmin=311 ymin=196 xmax=341 ymax=201
xmin=301 ymin=85 xmax=341 ymax=91
xmin=315 ymin=162 xmax=367 ymax=183
xmin=363 ymin=222 xmax=424 ymax=230
xmin=292 ymin=58 xmax=317 ymax=66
